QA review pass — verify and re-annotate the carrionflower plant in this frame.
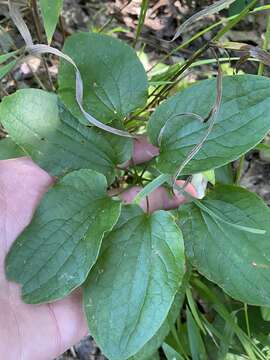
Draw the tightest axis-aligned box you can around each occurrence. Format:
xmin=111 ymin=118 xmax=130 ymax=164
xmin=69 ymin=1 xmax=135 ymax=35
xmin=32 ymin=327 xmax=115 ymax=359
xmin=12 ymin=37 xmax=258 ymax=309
xmin=2 ymin=30 xmax=270 ymax=360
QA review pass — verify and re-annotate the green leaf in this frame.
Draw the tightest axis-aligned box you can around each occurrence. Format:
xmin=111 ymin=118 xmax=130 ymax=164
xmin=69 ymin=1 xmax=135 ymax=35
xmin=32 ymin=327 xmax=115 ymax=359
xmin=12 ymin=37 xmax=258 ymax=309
xmin=163 ymin=343 xmax=184 ymax=360
xmin=0 ymin=50 xmax=18 ymax=64
xmin=148 ymin=75 xmax=270 ymax=175
xmin=237 ymin=306 xmax=270 ymax=335
xmin=218 ymin=318 xmax=236 ymax=360
xmin=83 ymin=206 xmax=185 ymax=360
xmin=0 ymin=59 xmax=16 ymax=80
xmin=186 ymin=309 xmax=207 ymax=360
xmin=129 ymin=271 xmax=190 ymax=360
xmin=0 ymin=89 xmax=132 ymax=181
xmin=0 ymin=137 xmax=26 ymax=159
xmin=229 ymin=0 xmax=252 ymax=16
xmin=39 ymin=0 xmax=63 ymax=44
xmin=215 ymin=164 xmax=234 ymax=185
xmin=5 ymin=169 xmax=121 ymax=304
xmin=0 ymin=25 xmax=15 ymax=52
xmin=261 ymin=307 xmax=270 ymax=321
xmin=99 ymin=120 xmax=133 ymax=165
xmin=178 ymin=185 xmax=270 ymax=306
xmin=128 ymin=296 xmax=181 ymax=360
xmin=58 ymin=32 xmax=148 ymax=124
xmin=137 ymin=352 xmax=159 ymax=360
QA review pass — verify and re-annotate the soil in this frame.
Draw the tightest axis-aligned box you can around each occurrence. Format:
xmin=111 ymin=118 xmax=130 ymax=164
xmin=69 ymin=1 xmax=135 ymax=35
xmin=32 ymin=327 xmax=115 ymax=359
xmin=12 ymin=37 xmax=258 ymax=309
xmin=57 ymin=336 xmax=107 ymax=360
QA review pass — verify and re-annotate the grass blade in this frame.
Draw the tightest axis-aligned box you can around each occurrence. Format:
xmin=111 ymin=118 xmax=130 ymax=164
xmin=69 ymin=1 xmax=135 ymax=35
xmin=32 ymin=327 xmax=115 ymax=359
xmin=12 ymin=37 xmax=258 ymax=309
xmin=187 ymin=309 xmax=208 ymax=360
xmin=134 ymin=0 xmax=149 ymax=46
xmin=0 ymin=50 xmax=19 ymax=64
xmin=171 ymin=0 xmax=236 ymax=42
xmin=0 ymin=59 xmax=16 ymax=80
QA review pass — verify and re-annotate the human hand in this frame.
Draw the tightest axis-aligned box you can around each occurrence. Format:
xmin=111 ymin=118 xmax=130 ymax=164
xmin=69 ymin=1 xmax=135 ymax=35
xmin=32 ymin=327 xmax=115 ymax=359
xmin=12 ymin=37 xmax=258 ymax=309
xmin=0 ymin=157 xmax=88 ymax=360
xmin=0 ymin=138 xmax=197 ymax=360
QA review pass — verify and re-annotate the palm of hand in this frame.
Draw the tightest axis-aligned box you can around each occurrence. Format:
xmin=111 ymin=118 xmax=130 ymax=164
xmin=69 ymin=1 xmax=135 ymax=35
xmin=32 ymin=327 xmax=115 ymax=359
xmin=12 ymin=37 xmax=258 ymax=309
xmin=0 ymin=151 xmax=197 ymax=360
xmin=0 ymin=158 xmax=87 ymax=360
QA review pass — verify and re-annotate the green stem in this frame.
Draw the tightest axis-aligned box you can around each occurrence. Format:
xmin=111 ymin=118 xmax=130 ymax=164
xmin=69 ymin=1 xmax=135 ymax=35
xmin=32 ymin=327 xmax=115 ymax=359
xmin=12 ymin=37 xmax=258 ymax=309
xmin=244 ymin=303 xmax=251 ymax=338
xmin=149 ymin=3 xmax=269 ymax=74
xmin=235 ymin=154 xmax=245 ymax=185
xmin=133 ymin=0 xmax=149 ymax=47
xmin=170 ymin=324 xmax=190 ymax=360
xmin=145 ymin=0 xmax=259 ymax=111
xmin=192 ymin=278 xmax=265 ymax=360
xmin=213 ymin=0 xmax=258 ymax=41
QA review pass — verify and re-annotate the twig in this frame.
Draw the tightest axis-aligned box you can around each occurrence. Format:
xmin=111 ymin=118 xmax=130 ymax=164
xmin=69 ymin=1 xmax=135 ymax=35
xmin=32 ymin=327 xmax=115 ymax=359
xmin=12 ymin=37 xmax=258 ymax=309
xmin=26 ymin=62 xmax=46 ymax=90
xmin=258 ymin=15 xmax=270 ymax=75
xmin=30 ymin=0 xmax=55 ymax=91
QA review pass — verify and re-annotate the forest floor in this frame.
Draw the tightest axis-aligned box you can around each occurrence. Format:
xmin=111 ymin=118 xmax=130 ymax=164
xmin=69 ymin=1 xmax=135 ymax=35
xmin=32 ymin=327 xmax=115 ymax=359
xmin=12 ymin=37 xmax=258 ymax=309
xmin=1 ymin=1 xmax=270 ymax=359
xmin=58 ymin=2 xmax=270 ymax=357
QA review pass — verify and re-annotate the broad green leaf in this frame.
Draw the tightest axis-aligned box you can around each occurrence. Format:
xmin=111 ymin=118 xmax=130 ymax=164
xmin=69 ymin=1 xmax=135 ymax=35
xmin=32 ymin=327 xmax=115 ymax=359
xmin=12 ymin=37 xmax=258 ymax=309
xmin=0 ymin=89 xmax=132 ymax=181
xmin=58 ymin=32 xmax=148 ymax=124
xmin=129 ymin=271 xmax=190 ymax=360
xmin=39 ymin=0 xmax=63 ymax=44
xmin=0 ymin=59 xmax=16 ymax=80
xmin=163 ymin=343 xmax=184 ymax=360
xmin=147 ymin=353 xmax=159 ymax=360
xmin=99 ymin=120 xmax=133 ymax=165
xmin=237 ymin=306 xmax=270 ymax=335
xmin=148 ymin=75 xmax=270 ymax=175
xmin=229 ymin=0 xmax=251 ymax=16
xmin=83 ymin=205 xmax=185 ymax=360
xmin=5 ymin=169 xmax=121 ymax=304
xmin=261 ymin=307 xmax=270 ymax=321
xmin=178 ymin=185 xmax=270 ymax=306
xmin=0 ymin=137 xmax=26 ymax=159
xmin=129 ymin=296 xmax=181 ymax=360
xmin=215 ymin=164 xmax=234 ymax=185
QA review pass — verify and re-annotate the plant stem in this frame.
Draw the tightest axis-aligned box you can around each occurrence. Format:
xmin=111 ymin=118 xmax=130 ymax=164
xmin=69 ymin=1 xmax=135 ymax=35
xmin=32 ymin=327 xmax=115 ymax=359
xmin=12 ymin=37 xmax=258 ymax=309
xmin=133 ymin=0 xmax=149 ymax=47
xmin=143 ymin=0 xmax=259 ymax=113
xmin=148 ymin=4 xmax=270 ymax=74
xmin=258 ymin=15 xmax=270 ymax=75
xmin=26 ymin=62 xmax=46 ymax=90
xmin=0 ymin=83 xmax=9 ymax=96
xmin=244 ymin=303 xmax=251 ymax=338
xmin=59 ymin=15 xmax=67 ymax=44
xmin=214 ymin=0 xmax=258 ymax=41
xmin=235 ymin=154 xmax=245 ymax=185
xmin=30 ymin=0 xmax=55 ymax=91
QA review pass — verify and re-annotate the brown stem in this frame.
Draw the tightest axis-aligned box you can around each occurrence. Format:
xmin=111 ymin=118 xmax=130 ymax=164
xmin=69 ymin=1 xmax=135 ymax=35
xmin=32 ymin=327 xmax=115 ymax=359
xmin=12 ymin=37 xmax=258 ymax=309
xmin=59 ymin=15 xmax=67 ymax=44
xmin=30 ymin=0 xmax=55 ymax=91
